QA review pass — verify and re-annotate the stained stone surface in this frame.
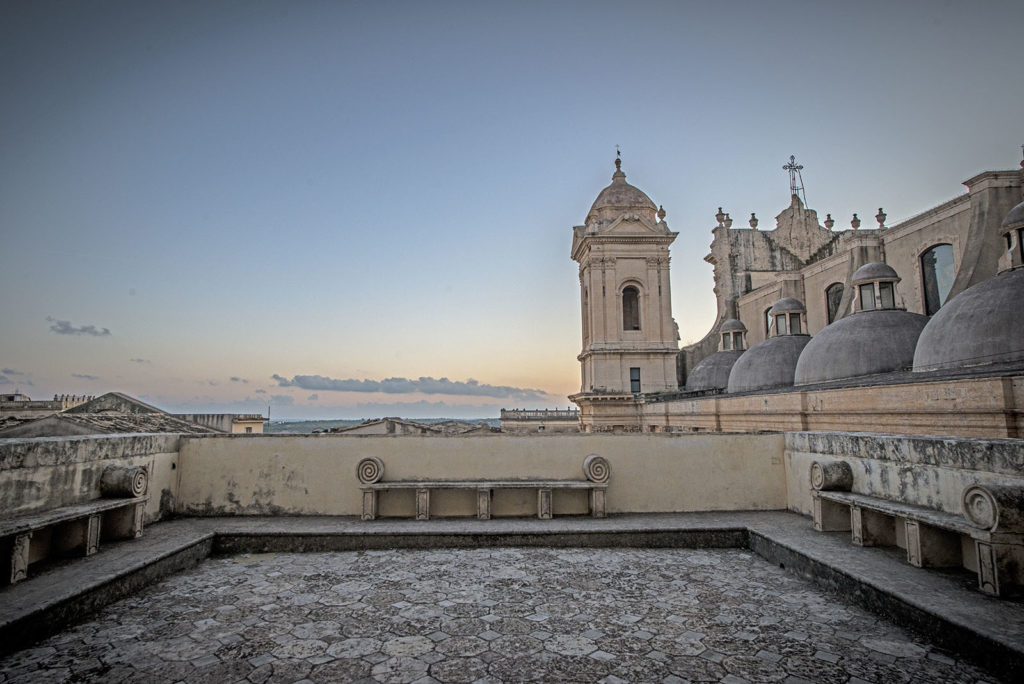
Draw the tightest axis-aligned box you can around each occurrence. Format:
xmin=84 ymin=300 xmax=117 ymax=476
xmin=0 ymin=548 xmax=1000 ymax=683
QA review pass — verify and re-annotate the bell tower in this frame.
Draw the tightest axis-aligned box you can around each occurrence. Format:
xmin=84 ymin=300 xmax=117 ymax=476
xmin=570 ymin=157 xmax=680 ymax=418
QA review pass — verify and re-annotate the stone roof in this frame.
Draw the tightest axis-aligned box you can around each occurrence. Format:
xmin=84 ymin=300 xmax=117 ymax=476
xmin=1001 ymin=199 xmax=1024 ymax=230
xmin=795 ymin=309 xmax=928 ymax=385
xmin=586 ymin=160 xmax=657 ymax=224
xmin=686 ymin=350 xmax=745 ymax=392
xmin=726 ymin=335 xmax=811 ymax=393
xmin=719 ymin=318 xmax=747 ymax=333
xmin=768 ymin=298 xmax=805 ymax=314
xmin=851 ymin=262 xmax=900 ymax=284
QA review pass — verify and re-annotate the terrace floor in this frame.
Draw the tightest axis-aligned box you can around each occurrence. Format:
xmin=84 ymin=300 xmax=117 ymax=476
xmin=1 ymin=512 xmax=1021 ymax=683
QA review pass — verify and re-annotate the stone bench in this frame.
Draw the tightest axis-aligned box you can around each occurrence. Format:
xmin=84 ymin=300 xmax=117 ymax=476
xmin=809 ymin=460 xmax=1024 ymax=597
xmin=357 ymin=455 xmax=610 ymax=521
xmin=0 ymin=466 xmax=149 ymax=585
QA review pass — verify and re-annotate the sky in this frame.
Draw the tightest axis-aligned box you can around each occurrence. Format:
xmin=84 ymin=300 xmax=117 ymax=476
xmin=1 ymin=0 xmax=1022 ymax=419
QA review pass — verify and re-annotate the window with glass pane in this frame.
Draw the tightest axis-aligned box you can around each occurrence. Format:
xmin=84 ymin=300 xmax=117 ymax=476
xmin=721 ymin=333 xmax=732 ymax=350
xmin=629 ymin=367 xmax=641 ymax=393
xmin=878 ymin=281 xmax=895 ymax=309
xmin=859 ymin=283 xmax=876 ymax=310
xmin=733 ymin=332 xmax=744 ymax=349
xmin=921 ymin=243 xmax=954 ymax=315
xmin=775 ymin=314 xmax=788 ymax=335
xmin=825 ymin=283 xmax=843 ymax=323
xmin=789 ymin=313 xmax=802 ymax=334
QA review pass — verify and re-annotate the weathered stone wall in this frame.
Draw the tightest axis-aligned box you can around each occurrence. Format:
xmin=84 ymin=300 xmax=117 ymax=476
xmin=784 ymin=431 xmax=1024 ymax=516
xmin=0 ymin=434 xmax=181 ymax=522
xmin=176 ymin=433 xmax=787 ymax=517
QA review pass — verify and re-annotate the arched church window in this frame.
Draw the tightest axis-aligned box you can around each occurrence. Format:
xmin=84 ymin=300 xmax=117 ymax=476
xmin=825 ymin=283 xmax=844 ymax=324
xmin=622 ymin=286 xmax=640 ymax=330
xmin=921 ymin=243 xmax=954 ymax=315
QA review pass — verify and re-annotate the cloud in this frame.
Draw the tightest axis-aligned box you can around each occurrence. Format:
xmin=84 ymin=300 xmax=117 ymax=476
xmin=47 ymin=317 xmax=111 ymax=337
xmin=130 ymin=358 xmax=150 ymax=364
xmin=271 ymin=374 xmax=551 ymax=401
xmin=71 ymin=373 xmax=100 ymax=380
xmin=307 ymin=393 xmax=319 ymax=401
xmin=207 ymin=380 xmax=218 ymax=386
xmin=269 ymin=394 xmax=294 ymax=406
xmin=352 ymin=400 xmax=505 ymax=419
xmin=2 ymin=368 xmax=25 ymax=375
xmin=230 ymin=377 xmax=249 ymax=383
xmin=254 ymin=389 xmax=267 ymax=394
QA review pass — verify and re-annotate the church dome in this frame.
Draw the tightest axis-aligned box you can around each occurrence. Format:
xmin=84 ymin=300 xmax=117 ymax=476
xmin=726 ymin=335 xmax=811 ymax=393
xmin=852 ymin=262 xmax=899 ymax=284
xmin=912 ymin=266 xmax=1024 ymax=372
xmin=686 ymin=350 xmax=745 ymax=391
xmin=720 ymin=318 xmax=747 ymax=333
xmin=794 ymin=309 xmax=928 ymax=385
xmin=1002 ymin=199 xmax=1024 ymax=231
xmin=587 ymin=158 xmax=657 ymax=224
xmin=769 ymin=297 xmax=806 ymax=314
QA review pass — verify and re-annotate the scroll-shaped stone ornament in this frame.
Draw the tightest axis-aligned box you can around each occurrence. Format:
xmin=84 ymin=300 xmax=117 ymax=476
xmin=357 ymin=457 xmax=385 ymax=485
xmin=962 ymin=484 xmax=1024 ymax=532
xmin=809 ymin=460 xmax=853 ymax=491
xmin=101 ymin=465 xmax=148 ymax=498
xmin=583 ymin=454 xmax=610 ymax=484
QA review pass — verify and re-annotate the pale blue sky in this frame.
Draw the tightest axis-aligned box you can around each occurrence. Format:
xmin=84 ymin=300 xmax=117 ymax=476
xmin=1 ymin=0 xmax=1021 ymax=418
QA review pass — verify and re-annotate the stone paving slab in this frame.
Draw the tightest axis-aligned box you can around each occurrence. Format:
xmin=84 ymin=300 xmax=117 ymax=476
xmin=0 ymin=511 xmax=1021 ymax=681
xmin=0 ymin=546 xmax=1002 ymax=683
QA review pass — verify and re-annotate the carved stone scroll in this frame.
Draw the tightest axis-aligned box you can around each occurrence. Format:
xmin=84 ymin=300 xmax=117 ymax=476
xmin=809 ymin=460 xmax=853 ymax=491
xmin=583 ymin=455 xmax=610 ymax=484
xmin=356 ymin=457 xmax=385 ymax=485
xmin=962 ymin=484 xmax=1024 ymax=533
xmin=101 ymin=466 xmax=149 ymax=498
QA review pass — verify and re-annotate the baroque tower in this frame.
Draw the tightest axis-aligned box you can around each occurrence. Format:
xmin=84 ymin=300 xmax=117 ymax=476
xmin=570 ymin=157 xmax=680 ymax=408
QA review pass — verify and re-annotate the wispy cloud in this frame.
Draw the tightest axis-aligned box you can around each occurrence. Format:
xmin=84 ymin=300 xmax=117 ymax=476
xmin=271 ymin=374 xmax=550 ymax=401
xmin=72 ymin=373 xmax=100 ymax=380
xmin=47 ymin=317 xmax=111 ymax=337
xmin=130 ymin=358 xmax=150 ymax=364
xmin=307 ymin=393 xmax=319 ymax=401
xmin=2 ymin=368 xmax=25 ymax=375
xmin=254 ymin=389 xmax=267 ymax=394
xmin=270 ymin=394 xmax=294 ymax=406
xmin=230 ymin=377 xmax=249 ymax=383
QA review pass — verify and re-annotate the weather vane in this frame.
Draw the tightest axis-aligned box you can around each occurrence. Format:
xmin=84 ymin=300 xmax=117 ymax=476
xmin=783 ymin=155 xmax=807 ymax=205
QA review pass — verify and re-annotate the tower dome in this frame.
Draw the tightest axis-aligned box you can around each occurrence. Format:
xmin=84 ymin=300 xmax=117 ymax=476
xmin=726 ymin=299 xmax=811 ymax=393
xmin=913 ymin=201 xmax=1024 ymax=372
xmin=586 ymin=157 xmax=658 ymax=225
xmin=795 ymin=263 xmax=927 ymax=385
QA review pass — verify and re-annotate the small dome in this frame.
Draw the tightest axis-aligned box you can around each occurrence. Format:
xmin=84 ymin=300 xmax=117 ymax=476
xmin=794 ymin=309 xmax=928 ymax=385
xmin=913 ymin=267 xmax=1024 ymax=372
xmin=769 ymin=297 xmax=805 ymax=314
xmin=852 ymin=262 xmax=899 ymax=285
xmin=587 ymin=160 xmax=657 ymax=223
xmin=720 ymin=318 xmax=747 ymax=333
xmin=686 ymin=350 xmax=744 ymax=391
xmin=1001 ymin=200 xmax=1024 ymax=231
xmin=726 ymin=335 xmax=811 ymax=393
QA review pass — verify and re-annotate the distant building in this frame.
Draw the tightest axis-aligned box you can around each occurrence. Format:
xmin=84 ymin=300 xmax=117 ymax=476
xmin=329 ymin=417 xmax=495 ymax=436
xmin=500 ymin=408 xmax=580 ymax=434
xmin=173 ymin=414 xmax=267 ymax=434
xmin=0 ymin=393 xmax=95 ymax=424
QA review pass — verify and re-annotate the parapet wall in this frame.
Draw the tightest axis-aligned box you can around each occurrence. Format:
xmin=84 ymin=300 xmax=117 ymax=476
xmin=0 ymin=434 xmax=181 ymax=522
xmin=175 ymin=433 xmax=787 ymax=517
xmin=784 ymin=431 xmax=1024 ymax=516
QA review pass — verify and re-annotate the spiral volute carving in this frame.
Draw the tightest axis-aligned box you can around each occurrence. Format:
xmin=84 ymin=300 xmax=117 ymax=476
xmin=962 ymin=485 xmax=999 ymax=531
xmin=100 ymin=466 xmax=149 ymax=498
xmin=809 ymin=460 xmax=852 ymax=492
xmin=583 ymin=454 xmax=610 ymax=484
xmin=357 ymin=457 xmax=385 ymax=485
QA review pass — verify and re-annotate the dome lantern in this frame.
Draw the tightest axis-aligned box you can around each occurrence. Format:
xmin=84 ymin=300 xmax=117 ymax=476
xmin=852 ymin=262 xmax=901 ymax=311
xmin=768 ymin=297 xmax=806 ymax=337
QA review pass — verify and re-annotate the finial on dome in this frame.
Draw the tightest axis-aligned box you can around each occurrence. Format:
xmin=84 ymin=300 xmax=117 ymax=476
xmin=614 ymin=145 xmax=622 ymax=171
xmin=657 ymin=205 xmax=666 ymax=221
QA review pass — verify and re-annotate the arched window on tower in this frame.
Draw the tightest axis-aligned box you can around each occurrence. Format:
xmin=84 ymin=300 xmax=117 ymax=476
xmin=825 ymin=283 xmax=844 ymax=324
xmin=921 ymin=243 xmax=954 ymax=315
xmin=622 ymin=286 xmax=641 ymax=330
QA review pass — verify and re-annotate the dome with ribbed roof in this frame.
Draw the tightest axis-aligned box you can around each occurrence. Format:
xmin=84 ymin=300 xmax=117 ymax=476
xmin=587 ymin=158 xmax=658 ymax=225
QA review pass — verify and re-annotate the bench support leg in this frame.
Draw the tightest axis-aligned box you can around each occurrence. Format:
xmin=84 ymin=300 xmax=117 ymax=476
xmin=537 ymin=488 xmax=552 ymax=519
xmin=851 ymin=506 xmax=895 ymax=547
xmin=476 ymin=488 xmax=491 ymax=520
xmin=812 ymin=494 xmax=851 ymax=532
xmin=975 ymin=540 xmax=1024 ymax=597
xmin=86 ymin=513 xmax=101 ymax=555
xmin=9 ymin=532 xmax=31 ymax=584
xmin=361 ymin=491 xmax=378 ymax=521
xmin=905 ymin=521 xmax=961 ymax=568
xmin=590 ymin=488 xmax=607 ymax=518
xmin=416 ymin=488 xmax=430 ymax=521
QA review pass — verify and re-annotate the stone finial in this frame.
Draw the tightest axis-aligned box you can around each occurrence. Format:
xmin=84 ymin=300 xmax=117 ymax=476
xmin=749 ymin=212 xmax=758 ymax=229
xmin=851 ymin=213 xmax=861 ymax=230
xmin=657 ymin=205 xmax=666 ymax=221
xmin=715 ymin=207 xmax=725 ymax=226
xmin=724 ymin=213 xmax=733 ymax=229
xmin=824 ymin=213 xmax=834 ymax=230
xmin=876 ymin=207 xmax=887 ymax=229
